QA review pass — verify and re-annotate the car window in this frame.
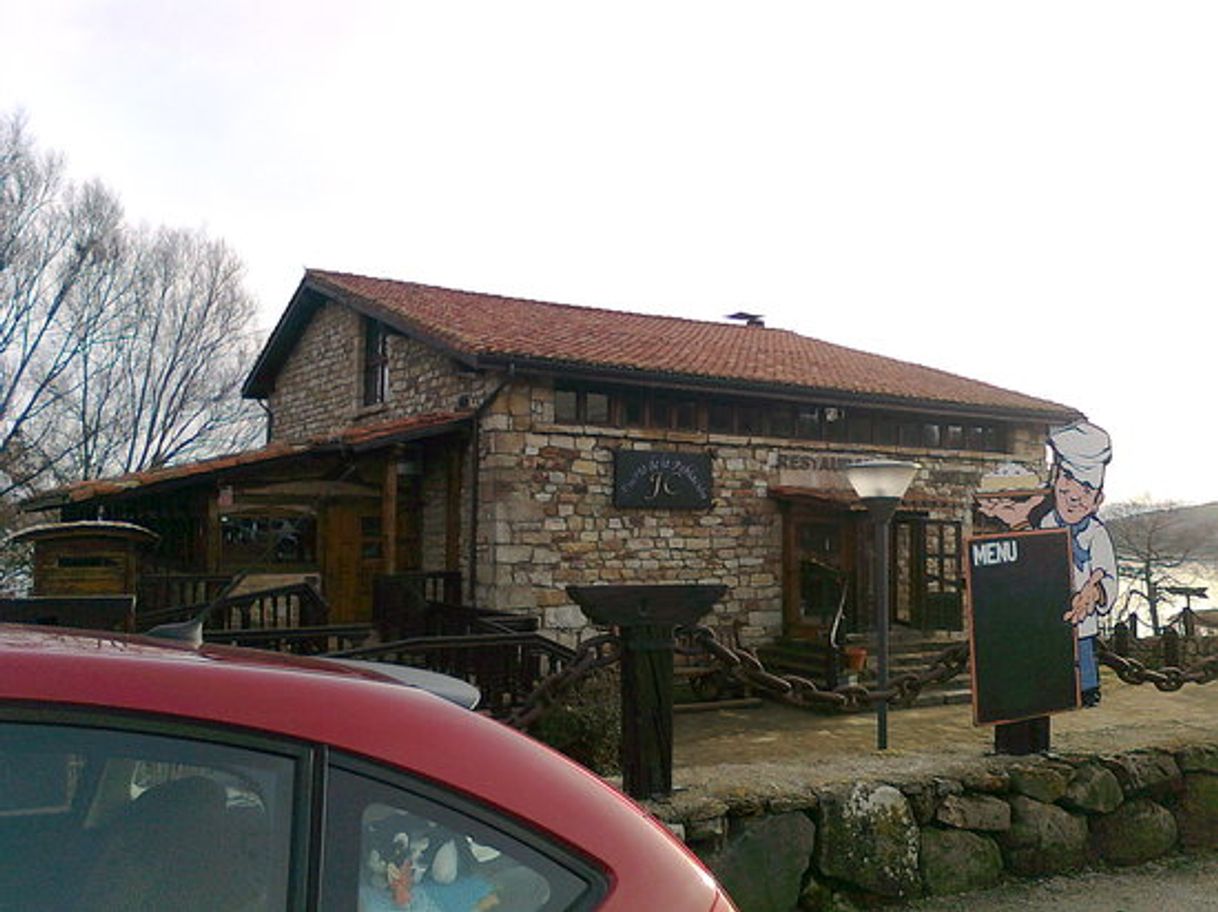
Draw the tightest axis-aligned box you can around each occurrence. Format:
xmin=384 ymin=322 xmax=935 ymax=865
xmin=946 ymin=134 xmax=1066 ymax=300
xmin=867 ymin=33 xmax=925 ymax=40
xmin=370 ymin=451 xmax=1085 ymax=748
xmin=322 ymin=762 xmax=601 ymax=911
xmin=0 ymin=721 xmax=297 ymax=912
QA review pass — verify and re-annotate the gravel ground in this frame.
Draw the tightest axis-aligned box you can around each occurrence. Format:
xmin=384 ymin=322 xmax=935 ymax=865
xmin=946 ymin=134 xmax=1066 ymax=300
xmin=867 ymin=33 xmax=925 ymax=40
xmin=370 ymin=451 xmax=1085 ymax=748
xmin=893 ymin=852 xmax=1218 ymax=911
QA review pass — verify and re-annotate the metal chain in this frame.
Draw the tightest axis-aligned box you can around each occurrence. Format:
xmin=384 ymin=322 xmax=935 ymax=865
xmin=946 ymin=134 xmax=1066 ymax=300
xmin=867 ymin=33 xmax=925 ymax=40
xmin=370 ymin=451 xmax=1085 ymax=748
xmin=504 ymin=632 xmax=1218 ymax=730
xmin=504 ymin=633 xmax=621 ymax=730
xmin=676 ymin=625 xmax=972 ymax=713
xmin=1095 ymin=639 xmax=1218 ymax=691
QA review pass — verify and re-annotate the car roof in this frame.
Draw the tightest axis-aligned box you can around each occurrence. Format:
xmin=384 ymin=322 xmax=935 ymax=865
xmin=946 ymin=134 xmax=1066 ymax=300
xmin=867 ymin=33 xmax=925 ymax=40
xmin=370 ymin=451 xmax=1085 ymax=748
xmin=0 ymin=624 xmax=720 ymax=909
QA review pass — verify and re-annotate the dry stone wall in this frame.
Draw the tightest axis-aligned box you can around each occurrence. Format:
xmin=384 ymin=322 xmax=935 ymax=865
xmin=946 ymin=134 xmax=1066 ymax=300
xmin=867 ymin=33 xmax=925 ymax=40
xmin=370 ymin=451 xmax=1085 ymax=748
xmin=646 ymin=742 xmax=1218 ymax=912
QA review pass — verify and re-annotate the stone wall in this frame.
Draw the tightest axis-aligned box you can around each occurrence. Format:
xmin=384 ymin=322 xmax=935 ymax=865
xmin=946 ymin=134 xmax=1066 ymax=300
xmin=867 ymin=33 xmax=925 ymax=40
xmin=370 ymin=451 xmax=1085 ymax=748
xmin=267 ymin=300 xmax=489 ymax=442
xmin=646 ymin=742 xmax=1218 ymax=912
xmin=475 ymin=380 xmax=1053 ymax=646
xmin=269 ymin=303 xmax=360 ymax=440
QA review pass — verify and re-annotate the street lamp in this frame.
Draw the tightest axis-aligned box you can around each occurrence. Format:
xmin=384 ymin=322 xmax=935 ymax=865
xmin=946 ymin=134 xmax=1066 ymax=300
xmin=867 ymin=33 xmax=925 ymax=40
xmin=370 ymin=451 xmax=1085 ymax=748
xmin=845 ymin=459 xmax=920 ymax=750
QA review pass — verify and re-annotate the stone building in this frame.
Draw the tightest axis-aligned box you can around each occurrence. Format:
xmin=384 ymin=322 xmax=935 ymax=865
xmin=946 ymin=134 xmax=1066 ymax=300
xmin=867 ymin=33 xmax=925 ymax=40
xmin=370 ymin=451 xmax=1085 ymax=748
xmin=28 ymin=269 xmax=1080 ymax=647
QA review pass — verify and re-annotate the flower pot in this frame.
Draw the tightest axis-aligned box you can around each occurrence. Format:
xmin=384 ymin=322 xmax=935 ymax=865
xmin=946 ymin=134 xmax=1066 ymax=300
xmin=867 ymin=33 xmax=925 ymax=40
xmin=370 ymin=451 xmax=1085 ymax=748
xmin=844 ymin=646 xmax=868 ymax=672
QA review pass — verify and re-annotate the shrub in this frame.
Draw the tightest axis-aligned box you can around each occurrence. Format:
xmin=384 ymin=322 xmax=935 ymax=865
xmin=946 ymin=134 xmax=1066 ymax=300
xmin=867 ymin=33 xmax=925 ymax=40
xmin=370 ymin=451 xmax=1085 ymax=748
xmin=531 ymin=666 xmax=621 ymax=776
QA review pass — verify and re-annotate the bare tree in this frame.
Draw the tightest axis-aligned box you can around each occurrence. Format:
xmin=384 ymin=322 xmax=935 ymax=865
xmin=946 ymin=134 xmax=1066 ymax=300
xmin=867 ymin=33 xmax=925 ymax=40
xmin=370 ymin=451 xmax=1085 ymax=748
xmin=40 ymin=227 xmax=263 ymax=481
xmin=1 ymin=111 xmax=125 ymax=494
xmin=1104 ymin=498 xmax=1207 ymax=634
xmin=2 ymin=109 xmax=264 ymax=507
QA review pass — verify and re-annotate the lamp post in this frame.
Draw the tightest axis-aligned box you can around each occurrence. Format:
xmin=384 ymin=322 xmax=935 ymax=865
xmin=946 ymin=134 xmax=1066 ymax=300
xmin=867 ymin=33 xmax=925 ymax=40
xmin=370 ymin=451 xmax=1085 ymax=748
xmin=845 ymin=459 xmax=920 ymax=751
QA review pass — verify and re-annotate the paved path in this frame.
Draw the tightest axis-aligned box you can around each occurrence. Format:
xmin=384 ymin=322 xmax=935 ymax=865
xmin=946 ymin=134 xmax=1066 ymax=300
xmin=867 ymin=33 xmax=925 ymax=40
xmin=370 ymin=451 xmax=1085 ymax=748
xmin=671 ymin=668 xmax=1218 ymax=790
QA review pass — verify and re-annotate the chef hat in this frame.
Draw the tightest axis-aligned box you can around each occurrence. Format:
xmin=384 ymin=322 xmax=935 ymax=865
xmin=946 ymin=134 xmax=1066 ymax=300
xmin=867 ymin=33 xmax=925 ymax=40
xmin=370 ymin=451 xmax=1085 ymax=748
xmin=1047 ymin=420 xmax=1112 ymax=489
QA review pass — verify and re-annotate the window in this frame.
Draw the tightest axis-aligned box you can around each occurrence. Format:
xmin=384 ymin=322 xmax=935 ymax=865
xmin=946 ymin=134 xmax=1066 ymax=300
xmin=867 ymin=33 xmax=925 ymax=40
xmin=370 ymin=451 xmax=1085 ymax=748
xmin=621 ymin=391 xmax=646 ymax=427
xmin=874 ymin=418 xmax=899 ymax=447
xmin=768 ymin=405 xmax=795 ymax=438
xmin=585 ymin=391 xmax=611 ymax=424
xmin=847 ymin=415 xmax=873 ymax=444
xmin=708 ymin=401 xmax=735 ymax=435
xmin=737 ymin=403 xmax=764 ymax=436
xmin=322 ymin=761 xmax=600 ymax=911
xmin=0 ymin=720 xmax=297 ymax=910
xmin=361 ymin=515 xmax=384 ymax=560
xmin=221 ymin=513 xmax=317 ymax=567
xmin=554 ymin=386 xmax=612 ymax=426
xmin=649 ymin=397 xmax=672 ymax=429
xmin=57 ymin=555 xmax=119 ymax=569
xmin=554 ymin=388 xmax=579 ymax=424
xmin=671 ymin=399 xmax=697 ymax=431
xmin=362 ymin=317 xmax=390 ymax=407
xmin=794 ymin=407 xmax=820 ymax=440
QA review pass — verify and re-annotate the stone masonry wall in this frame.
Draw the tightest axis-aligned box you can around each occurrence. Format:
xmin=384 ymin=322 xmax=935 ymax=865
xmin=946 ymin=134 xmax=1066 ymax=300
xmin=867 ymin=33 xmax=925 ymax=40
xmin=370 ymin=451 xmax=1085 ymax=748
xmin=269 ymin=303 xmax=360 ymax=440
xmin=267 ymin=300 xmax=489 ymax=442
xmin=475 ymin=380 xmax=1054 ymax=646
xmin=646 ymin=742 xmax=1218 ymax=912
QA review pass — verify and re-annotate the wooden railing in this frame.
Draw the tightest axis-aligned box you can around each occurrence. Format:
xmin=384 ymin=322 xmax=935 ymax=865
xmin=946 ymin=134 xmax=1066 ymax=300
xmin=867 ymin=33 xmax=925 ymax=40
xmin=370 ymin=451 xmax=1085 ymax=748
xmin=203 ymin=623 xmax=375 ymax=654
xmin=328 ymin=632 xmax=575 ymax=718
xmin=135 ymin=581 xmax=330 ymax=632
xmin=373 ymin=571 xmax=471 ymax=638
xmin=137 ymin=574 xmax=233 ymax=615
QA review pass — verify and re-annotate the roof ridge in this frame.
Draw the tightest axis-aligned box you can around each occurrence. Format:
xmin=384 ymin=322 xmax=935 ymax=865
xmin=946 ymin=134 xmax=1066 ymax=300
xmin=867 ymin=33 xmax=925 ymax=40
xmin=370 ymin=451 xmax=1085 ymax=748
xmin=305 ymin=268 xmax=793 ymax=335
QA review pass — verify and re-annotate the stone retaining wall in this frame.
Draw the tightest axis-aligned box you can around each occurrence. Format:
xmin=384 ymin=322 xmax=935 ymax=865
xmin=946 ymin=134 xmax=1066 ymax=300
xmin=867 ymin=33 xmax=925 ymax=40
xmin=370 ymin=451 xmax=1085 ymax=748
xmin=646 ymin=742 xmax=1218 ymax=912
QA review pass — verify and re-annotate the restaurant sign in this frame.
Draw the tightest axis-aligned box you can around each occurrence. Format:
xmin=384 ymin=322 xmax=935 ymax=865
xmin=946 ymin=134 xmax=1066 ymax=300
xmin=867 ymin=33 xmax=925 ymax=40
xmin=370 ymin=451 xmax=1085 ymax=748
xmin=614 ymin=451 xmax=712 ymax=509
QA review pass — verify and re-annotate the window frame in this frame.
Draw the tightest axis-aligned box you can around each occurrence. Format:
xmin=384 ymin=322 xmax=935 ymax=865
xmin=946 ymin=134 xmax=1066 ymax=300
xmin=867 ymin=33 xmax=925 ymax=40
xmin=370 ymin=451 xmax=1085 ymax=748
xmin=361 ymin=317 xmax=390 ymax=408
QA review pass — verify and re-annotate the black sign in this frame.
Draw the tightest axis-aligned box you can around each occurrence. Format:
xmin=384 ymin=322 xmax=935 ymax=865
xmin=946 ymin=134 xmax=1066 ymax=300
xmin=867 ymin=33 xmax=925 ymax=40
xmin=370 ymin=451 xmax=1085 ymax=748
xmin=965 ymin=529 xmax=1078 ymax=725
xmin=614 ymin=451 xmax=712 ymax=509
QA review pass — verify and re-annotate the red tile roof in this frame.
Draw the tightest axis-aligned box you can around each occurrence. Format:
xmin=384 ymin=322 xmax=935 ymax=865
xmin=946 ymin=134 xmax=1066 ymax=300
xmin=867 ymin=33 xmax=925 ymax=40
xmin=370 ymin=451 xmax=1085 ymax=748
xmin=255 ymin=269 xmax=1075 ymax=420
xmin=23 ymin=412 xmax=469 ymax=509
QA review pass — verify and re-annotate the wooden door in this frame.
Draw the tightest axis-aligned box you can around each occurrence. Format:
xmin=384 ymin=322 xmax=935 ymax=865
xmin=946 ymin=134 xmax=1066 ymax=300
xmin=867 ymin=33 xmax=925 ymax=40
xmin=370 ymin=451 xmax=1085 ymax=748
xmin=783 ymin=507 xmax=858 ymax=639
xmin=321 ymin=503 xmax=385 ymax=622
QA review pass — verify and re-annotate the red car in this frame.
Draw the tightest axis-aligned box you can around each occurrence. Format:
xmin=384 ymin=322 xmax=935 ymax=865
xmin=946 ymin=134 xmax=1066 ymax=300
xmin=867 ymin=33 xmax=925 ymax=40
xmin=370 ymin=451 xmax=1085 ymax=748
xmin=0 ymin=625 xmax=737 ymax=912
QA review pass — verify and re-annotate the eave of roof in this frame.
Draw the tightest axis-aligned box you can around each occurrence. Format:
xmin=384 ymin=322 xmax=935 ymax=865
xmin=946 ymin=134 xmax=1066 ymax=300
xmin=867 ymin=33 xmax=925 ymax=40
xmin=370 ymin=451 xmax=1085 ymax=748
xmin=21 ymin=411 xmax=471 ymax=511
xmin=242 ymin=269 xmax=1081 ymax=424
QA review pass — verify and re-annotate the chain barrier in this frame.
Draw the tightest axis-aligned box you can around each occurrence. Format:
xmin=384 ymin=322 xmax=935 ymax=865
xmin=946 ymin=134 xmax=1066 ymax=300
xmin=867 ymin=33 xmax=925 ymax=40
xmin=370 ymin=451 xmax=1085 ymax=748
xmin=1095 ymin=639 xmax=1218 ymax=691
xmin=676 ymin=625 xmax=972 ymax=713
xmin=504 ymin=631 xmax=1218 ymax=730
xmin=504 ymin=632 xmax=621 ymax=730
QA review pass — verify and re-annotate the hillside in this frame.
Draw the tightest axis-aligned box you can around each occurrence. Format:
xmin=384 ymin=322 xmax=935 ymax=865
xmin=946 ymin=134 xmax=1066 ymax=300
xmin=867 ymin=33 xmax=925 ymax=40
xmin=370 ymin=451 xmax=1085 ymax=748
xmin=1106 ymin=501 xmax=1218 ymax=559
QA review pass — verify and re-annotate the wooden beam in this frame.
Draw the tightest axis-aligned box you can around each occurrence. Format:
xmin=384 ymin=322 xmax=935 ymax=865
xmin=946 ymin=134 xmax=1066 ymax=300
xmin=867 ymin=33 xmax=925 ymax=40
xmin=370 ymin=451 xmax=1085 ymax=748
xmin=205 ymin=490 xmax=222 ymax=573
xmin=383 ymin=454 xmax=399 ymax=576
xmin=445 ymin=446 xmax=463 ymax=571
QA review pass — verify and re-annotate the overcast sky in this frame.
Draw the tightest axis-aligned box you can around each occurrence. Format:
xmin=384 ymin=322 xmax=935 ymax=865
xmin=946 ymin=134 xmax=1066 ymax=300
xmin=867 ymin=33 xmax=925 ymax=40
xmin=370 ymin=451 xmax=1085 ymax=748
xmin=3 ymin=2 xmax=1216 ymax=507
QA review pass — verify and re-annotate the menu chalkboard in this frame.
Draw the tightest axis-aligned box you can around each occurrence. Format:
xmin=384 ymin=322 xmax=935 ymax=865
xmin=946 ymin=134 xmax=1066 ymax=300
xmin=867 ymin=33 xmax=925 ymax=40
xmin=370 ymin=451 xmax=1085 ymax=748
xmin=965 ymin=529 xmax=1078 ymax=725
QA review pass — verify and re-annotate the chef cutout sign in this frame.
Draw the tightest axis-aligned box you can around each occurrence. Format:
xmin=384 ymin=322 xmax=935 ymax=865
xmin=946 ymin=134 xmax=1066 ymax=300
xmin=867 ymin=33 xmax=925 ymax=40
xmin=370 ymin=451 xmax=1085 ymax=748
xmin=975 ymin=420 xmax=1117 ymax=709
